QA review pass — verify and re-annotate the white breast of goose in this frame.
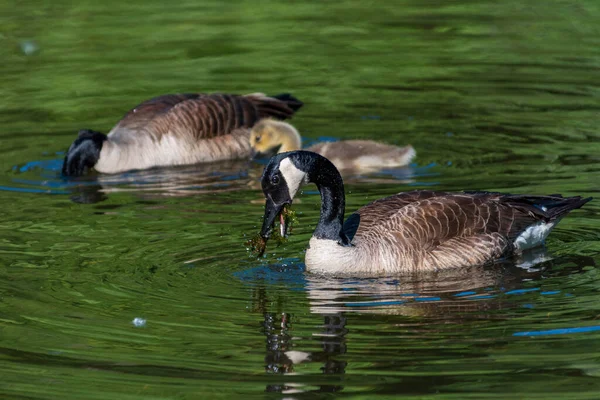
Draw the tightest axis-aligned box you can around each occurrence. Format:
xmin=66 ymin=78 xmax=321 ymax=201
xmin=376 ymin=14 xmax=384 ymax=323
xmin=305 ymin=238 xmax=358 ymax=275
xmin=95 ymin=129 xmax=252 ymax=174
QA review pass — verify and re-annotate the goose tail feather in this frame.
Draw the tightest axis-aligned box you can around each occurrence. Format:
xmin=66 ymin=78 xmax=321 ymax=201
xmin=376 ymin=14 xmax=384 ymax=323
xmin=507 ymin=194 xmax=592 ymax=221
xmin=269 ymin=93 xmax=304 ymax=112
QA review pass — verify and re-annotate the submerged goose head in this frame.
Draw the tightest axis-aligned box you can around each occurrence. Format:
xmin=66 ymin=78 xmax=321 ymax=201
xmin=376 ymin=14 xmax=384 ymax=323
xmin=255 ymin=151 xmax=591 ymax=276
xmin=62 ymin=129 xmax=108 ymax=176
xmin=250 ymin=119 xmax=302 ymax=156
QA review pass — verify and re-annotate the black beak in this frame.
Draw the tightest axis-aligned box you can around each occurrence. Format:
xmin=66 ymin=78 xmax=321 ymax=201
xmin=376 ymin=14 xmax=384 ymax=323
xmin=259 ymin=196 xmax=286 ymax=243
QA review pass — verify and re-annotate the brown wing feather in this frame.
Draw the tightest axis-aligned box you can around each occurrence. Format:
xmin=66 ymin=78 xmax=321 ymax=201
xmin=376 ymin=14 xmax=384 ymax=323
xmin=108 ymin=93 xmax=301 ymax=142
xmin=111 ymin=94 xmax=201 ymax=133
xmin=350 ymin=190 xmax=449 ymax=236
xmin=352 ymin=191 xmax=590 ymax=269
xmin=424 ymin=233 xmax=511 ymax=269
xmin=341 ymin=191 xmax=590 ymax=271
xmin=363 ymin=192 xmax=540 ymax=245
xmin=353 ymin=191 xmax=569 ymax=244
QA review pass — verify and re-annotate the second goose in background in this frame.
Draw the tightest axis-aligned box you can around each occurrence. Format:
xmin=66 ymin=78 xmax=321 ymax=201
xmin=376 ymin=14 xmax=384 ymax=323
xmin=62 ymin=92 xmax=303 ymax=176
xmin=250 ymin=119 xmax=415 ymax=172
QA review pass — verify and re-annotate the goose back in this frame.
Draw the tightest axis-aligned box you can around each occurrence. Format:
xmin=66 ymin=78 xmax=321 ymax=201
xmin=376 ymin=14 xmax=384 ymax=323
xmin=108 ymin=93 xmax=301 ymax=143
xmin=337 ymin=191 xmax=590 ymax=273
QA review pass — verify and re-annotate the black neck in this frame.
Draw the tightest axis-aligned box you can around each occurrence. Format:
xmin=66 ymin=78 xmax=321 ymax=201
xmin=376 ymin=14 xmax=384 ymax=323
xmin=306 ymin=155 xmax=351 ymax=245
xmin=62 ymin=130 xmax=107 ymax=177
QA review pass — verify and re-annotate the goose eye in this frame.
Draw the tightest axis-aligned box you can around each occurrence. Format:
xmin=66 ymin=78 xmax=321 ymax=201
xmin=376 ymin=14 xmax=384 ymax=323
xmin=271 ymin=175 xmax=280 ymax=185
xmin=255 ymin=135 xmax=261 ymax=143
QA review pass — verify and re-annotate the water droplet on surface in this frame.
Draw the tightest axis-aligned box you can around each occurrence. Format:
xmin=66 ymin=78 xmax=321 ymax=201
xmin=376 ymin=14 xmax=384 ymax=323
xmin=20 ymin=40 xmax=39 ymax=56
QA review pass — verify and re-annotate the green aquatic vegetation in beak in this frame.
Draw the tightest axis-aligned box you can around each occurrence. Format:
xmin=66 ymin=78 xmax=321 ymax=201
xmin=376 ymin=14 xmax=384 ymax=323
xmin=246 ymin=233 xmax=267 ymax=256
xmin=281 ymin=204 xmax=298 ymax=235
xmin=247 ymin=204 xmax=297 ymax=256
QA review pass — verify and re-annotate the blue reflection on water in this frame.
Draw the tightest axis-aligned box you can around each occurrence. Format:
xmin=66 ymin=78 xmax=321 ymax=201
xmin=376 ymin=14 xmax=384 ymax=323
xmin=540 ymin=290 xmax=561 ymax=295
xmin=346 ymin=300 xmax=407 ymax=307
xmin=505 ymin=288 xmax=540 ymax=295
xmin=17 ymin=158 xmax=63 ymax=173
xmin=414 ymin=296 xmax=442 ymax=302
xmin=514 ymin=325 xmax=600 ymax=337
xmin=5 ymin=158 xmax=87 ymax=194
xmin=234 ymin=259 xmax=306 ymax=290
xmin=454 ymin=291 xmax=477 ymax=297
xmin=0 ymin=185 xmax=69 ymax=194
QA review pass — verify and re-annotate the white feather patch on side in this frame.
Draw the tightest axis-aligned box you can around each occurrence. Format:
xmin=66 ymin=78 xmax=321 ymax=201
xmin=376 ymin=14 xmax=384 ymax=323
xmin=95 ymin=130 xmax=251 ymax=174
xmin=279 ymin=158 xmax=306 ymax=199
xmin=513 ymin=220 xmax=559 ymax=251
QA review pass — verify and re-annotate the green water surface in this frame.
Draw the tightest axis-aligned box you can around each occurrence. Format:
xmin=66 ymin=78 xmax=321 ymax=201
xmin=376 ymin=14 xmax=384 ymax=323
xmin=1 ymin=0 xmax=600 ymax=398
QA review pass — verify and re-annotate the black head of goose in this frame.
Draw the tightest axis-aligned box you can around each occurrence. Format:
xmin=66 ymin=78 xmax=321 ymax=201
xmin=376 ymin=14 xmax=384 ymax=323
xmin=61 ymin=92 xmax=303 ymax=176
xmin=255 ymin=150 xmax=592 ymax=276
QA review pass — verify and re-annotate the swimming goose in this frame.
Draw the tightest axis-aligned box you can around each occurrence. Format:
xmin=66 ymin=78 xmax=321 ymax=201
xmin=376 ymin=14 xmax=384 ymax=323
xmin=249 ymin=119 xmax=415 ymax=172
xmin=254 ymin=150 xmax=591 ymax=276
xmin=62 ymin=92 xmax=303 ymax=176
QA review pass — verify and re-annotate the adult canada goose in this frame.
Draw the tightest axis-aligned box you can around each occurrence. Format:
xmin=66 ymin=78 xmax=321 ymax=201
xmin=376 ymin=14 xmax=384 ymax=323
xmin=249 ymin=119 xmax=415 ymax=172
xmin=254 ymin=151 xmax=591 ymax=276
xmin=62 ymin=92 xmax=303 ymax=176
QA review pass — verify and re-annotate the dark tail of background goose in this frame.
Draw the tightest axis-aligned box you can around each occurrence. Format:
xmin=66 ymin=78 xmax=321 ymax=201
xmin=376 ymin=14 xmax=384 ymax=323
xmin=254 ymin=93 xmax=304 ymax=121
xmin=271 ymin=93 xmax=304 ymax=112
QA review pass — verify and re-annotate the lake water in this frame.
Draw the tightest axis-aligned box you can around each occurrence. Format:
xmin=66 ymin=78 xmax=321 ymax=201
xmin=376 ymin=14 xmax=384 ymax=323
xmin=1 ymin=0 xmax=600 ymax=398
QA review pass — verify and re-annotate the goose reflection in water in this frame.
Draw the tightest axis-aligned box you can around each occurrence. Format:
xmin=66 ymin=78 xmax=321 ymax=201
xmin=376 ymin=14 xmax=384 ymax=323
xmin=62 ymin=158 xmax=417 ymax=204
xmin=251 ymin=287 xmax=348 ymax=394
xmin=67 ymin=159 xmax=257 ymax=203
xmin=11 ymin=138 xmax=420 ymax=204
xmin=10 ymin=156 xmax=256 ymax=203
xmin=262 ymin=312 xmax=347 ymax=394
xmin=243 ymin=252 xmax=594 ymax=395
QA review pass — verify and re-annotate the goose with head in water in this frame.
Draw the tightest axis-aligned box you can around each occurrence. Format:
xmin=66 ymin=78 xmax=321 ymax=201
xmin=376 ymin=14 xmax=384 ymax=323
xmin=249 ymin=119 xmax=415 ymax=172
xmin=62 ymin=92 xmax=303 ymax=176
xmin=254 ymin=151 xmax=591 ymax=276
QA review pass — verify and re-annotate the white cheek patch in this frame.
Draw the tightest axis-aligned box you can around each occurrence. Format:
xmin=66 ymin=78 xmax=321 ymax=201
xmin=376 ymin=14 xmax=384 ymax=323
xmin=279 ymin=158 xmax=306 ymax=199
